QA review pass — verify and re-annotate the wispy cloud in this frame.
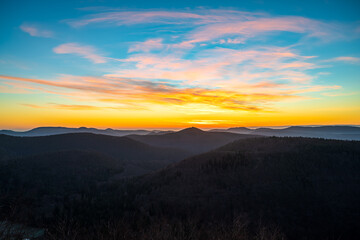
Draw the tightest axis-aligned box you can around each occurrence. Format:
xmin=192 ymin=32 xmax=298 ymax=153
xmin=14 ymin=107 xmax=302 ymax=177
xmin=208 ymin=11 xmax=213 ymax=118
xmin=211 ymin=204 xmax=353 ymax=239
xmin=22 ymin=103 xmax=103 ymax=110
xmin=0 ymin=74 xmax=340 ymax=112
xmin=53 ymin=43 xmax=107 ymax=63
xmin=129 ymin=38 xmax=164 ymax=53
xmin=108 ymin=46 xmax=318 ymax=85
xmin=66 ymin=9 xmax=350 ymax=44
xmin=4 ymin=8 xmax=357 ymax=120
xmin=185 ymin=16 xmax=336 ymax=44
xmin=325 ymin=56 xmax=360 ymax=64
xmin=20 ymin=23 xmax=53 ymax=38
xmin=65 ymin=10 xmax=262 ymax=28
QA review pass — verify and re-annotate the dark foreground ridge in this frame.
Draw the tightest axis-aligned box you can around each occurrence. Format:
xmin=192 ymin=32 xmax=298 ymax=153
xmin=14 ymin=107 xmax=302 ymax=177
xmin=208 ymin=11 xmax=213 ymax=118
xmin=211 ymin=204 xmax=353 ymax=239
xmin=0 ymin=136 xmax=359 ymax=239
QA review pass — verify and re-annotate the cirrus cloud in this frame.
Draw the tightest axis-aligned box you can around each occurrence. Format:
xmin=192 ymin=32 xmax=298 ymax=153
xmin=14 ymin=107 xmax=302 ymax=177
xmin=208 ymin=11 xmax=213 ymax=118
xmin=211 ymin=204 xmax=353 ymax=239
xmin=53 ymin=43 xmax=107 ymax=63
xmin=20 ymin=23 xmax=53 ymax=38
xmin=326 ymin=56 xmax=360 ymax=64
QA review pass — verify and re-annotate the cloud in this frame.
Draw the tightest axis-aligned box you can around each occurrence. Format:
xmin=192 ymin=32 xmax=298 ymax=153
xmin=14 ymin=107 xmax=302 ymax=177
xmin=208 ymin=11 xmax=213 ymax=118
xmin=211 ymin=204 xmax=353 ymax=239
xmin=108 ymin=47 xmax=318 ymax=85
xmin=326 ymin=56 xmax=360 ymax=64
xmin=185 ymin=16 xmax=332 ymax=44
xmin=20 ymin=23 xmax=53 ymax=38
xmin=65 ymin=10 xmax=261 ymax=28
xmin=128 ymin=38 xmax=164 ymax=52
xmin=53 ymin=43 xmax=107 ymax=63
xmin=22 ymin=103 xmax=102 ymax=110
xmin=0 ymin=74 xmax=340 ymax=112
xmin=8 ymin=9 xmax=355 ymax=116
xmin=62 ymin=9 xmax=357 ymax=91
xmin=66 ymin=9 xmax=349 ymax=44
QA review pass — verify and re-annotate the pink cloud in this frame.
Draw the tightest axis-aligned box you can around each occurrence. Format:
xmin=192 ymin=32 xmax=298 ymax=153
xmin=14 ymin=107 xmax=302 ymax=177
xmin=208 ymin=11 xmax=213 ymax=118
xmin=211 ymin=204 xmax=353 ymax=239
xmin=53 ymin=43 xmax=107 ymax=64
xmin=66 ymin=9 xmax=346 ymax=45
xmin=20 ymin=23 xmax=53 ymax=38
xmin=128 ymin=38 xmax=164 ymax=52
xmin=186 ymin=17 xmax=332 ymax=44
xmin=327 ymin=56 xmax=360 ymax=63
xmin=110 ymin=47 xmax=318 ymax=84
xmin=66 ymin=10 xmax=260 ymax=28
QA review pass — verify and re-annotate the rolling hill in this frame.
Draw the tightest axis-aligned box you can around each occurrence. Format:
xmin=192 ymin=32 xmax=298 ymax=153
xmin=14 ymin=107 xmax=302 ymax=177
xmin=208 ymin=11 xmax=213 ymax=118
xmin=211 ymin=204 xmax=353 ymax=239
xmin=128 ymin=127 xmax=258 ymax=154
xmin=0 ymin=127 xmax=152 ymax=137
xmin=1 ymin=133 xmax=359 ymax=239
xmin=132 ymin=137 xmax=360 ymax=239
xmin=0 ymin=133 xmax=191 ymax=177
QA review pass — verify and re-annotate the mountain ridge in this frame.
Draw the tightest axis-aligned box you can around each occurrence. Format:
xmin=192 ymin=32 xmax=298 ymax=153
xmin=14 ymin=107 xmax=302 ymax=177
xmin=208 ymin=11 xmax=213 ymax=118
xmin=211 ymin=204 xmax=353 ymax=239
xmin=0 ymin=133 xmax=192 ymax=177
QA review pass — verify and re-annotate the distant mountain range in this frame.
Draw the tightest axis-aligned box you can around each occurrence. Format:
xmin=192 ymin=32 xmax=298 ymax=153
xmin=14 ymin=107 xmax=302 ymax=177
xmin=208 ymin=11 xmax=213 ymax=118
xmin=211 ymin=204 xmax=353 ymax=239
xmin=0 ymin=128 xmax=257 ymax=176
xmin=1 ymin=125 xmax=359 ymax=140
xmin=213 ymin=125 xmax=360 ymax=140
xmin=0 ymin=127 xmax=159 ymax=137
xmin=128 ymin=127 xmax=257 ymax=154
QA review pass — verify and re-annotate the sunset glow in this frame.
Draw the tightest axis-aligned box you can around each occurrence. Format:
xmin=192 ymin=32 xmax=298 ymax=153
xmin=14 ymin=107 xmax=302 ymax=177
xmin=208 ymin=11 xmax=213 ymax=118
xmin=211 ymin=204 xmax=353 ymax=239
xmin=1 ymin=0 xmax=359 ymax=129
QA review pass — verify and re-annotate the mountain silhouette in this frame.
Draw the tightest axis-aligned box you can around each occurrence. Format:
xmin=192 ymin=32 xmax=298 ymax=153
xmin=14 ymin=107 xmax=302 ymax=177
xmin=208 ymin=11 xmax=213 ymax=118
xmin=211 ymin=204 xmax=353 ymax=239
xmin=0 ymin=133 xmax=191 ymax=177
xmin=216 ymin=125 xmax=360 ymax=140
xmin=0 ymin=127 xmax=152 ymax=137
xmin=128 ymin=127 xmax=258 ymax=154
xmin=1 ymin=125 xmax=359 ymax=140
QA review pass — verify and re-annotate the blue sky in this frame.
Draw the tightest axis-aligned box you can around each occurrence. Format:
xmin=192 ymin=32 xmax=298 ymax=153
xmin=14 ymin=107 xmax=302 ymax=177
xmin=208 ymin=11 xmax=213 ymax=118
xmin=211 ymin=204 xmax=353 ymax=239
xmin=0 ymin=0 xmax=359 ymax=129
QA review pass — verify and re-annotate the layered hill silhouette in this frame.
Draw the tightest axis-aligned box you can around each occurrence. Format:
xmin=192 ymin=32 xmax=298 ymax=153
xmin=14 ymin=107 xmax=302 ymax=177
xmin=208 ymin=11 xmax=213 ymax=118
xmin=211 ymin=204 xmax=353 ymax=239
xmin=223 ymin=125 xmax=360 ymax=140
xmin=128 ymin=127 xmax=258 ymax=154
xmin=0 ymin=133 xmax=191 ymax=177
xmin=2 ymin=125 xmax=359 ymax=140
xmin=0 ymin=127 xmax=152 ymax=137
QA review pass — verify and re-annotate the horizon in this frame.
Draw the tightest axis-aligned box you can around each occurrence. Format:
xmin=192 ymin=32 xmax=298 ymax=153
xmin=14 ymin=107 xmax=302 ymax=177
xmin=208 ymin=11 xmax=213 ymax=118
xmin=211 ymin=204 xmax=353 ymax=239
xmin=1 ymin=0 xmax=360 ymax=129
xmin=3 ymin=124 xmax=360 ymax=132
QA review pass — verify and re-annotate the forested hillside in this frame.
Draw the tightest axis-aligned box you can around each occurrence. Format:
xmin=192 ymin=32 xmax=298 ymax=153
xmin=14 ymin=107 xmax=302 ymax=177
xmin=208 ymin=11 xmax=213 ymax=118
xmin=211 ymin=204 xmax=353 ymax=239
xmin=2 ymin=136 xmax=359 ymax=239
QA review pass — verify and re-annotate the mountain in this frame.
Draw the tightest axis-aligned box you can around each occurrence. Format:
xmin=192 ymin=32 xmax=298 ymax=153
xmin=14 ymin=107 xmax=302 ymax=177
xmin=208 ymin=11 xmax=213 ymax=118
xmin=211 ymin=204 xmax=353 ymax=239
xmin=132 ymin=137 xmax=360 ymax=239
xmin=0 ymin=133 xmax=191 ymax=177
xmin=1 ymin=135 xmax=359 ymax=239
xmin=225 ymin=127 xmax=253 ymax=134
xmin=128 ymin=127 xmax=258 ymax=154
xmin=0 ymin=127 xmax=152 ymax=137
xmin=2 ymin=125 xmax=359 ymax=140
xmin=252 ymin=125 xmax=360 ymax=140
xmin=147 ymin=130 xmax=175 ymax=135
xmin=221 ymin=125 xmax=360 ymax=140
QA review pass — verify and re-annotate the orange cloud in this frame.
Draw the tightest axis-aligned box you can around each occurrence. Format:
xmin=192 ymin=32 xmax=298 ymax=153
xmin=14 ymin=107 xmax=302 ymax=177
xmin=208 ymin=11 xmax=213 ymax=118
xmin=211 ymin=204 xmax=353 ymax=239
xmin=0 ymin=74 xmax=340 ymax=113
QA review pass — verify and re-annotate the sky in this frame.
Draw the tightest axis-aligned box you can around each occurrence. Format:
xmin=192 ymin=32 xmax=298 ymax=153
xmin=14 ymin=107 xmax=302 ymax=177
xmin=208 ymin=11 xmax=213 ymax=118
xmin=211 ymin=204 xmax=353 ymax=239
xmin=0 ymin=0 xmax=360 ymax=130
